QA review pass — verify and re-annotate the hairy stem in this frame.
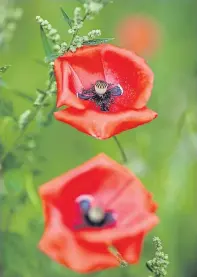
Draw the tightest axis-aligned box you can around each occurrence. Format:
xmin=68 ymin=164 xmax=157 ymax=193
xmin=67 ymin=13 xmax=89 ymax=51
xmin=0 ymin=77 xmax=52 ymax=164
xmin=108 ymin=245 xmax=128 ymax=267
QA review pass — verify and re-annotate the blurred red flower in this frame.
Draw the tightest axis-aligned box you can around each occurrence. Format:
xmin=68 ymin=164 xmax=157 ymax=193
xmin=54 ymin=44 xmax=157 ymax=139
xmin=117 ymin=15 xmax=161 ymax=57
xmin=38 ymin=153 xmax=159 ymax=273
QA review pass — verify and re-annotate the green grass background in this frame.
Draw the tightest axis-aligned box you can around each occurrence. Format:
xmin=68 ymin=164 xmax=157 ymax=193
xmin=0 ymin=0 xmax=197 ymax=277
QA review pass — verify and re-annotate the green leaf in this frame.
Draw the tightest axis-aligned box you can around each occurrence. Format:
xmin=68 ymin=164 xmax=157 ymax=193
xmin=40 ymin=26 xmax=53 ymax=58
xmin=37 ymin=88 xmax=46 ymax=95
xmin=45 ymin=53 xmax=59 ymax=63
xmin=3 ymin=152 xmax=24 ymax=170
xmin=12 ymin=90 xmax=35 ymax=102
xmin=3 ymin=169 xmax=39 ymax=206
xmin=146 ymin=262 xmax=153 ymax=272
xmin=60 ymin=7 xmax=73 ymax=28
xmin=0 ymin=65 xmax=11 ymax=74
xmin=42 ymin=103 xmax=56 ymax=127
xmin=82 ymin=38 xmax=114 ymax=46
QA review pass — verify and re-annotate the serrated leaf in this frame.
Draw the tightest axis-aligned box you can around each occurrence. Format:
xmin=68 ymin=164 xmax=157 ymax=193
xmin=40 ymin=26 xmax=54 ymax=58
xmin=82 ymin=38 xmax=114 ymax=46
xmin=60 ymin=7 xmax=73 ymax=28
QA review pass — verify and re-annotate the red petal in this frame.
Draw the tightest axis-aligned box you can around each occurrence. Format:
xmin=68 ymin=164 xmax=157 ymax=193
xmin=101 ymin=44 xmax=154 ymax=109
xmin=54 ymin=107 xmax=157 ymax=139
xmin=39 ymin=205 xmax=120 ymax=273
xmin=78 ymin=212 xmax=158 ymax=243
xmin=39 ymin=154 xmax=159 ymax=272
xmin=114 ymin=233 xmax=145 ymax=264
xmin=39 ymin=154 xmax=133 ymax=229
xmin=39 ymin=153 xmax=124 ymax=201
xmin=55 ymin=60 xmax=85 ymax=109
xmin=54 ymin=46 xmax=105 ymax=109
xmin=55 ymin=44 xmax=154 ymax=111
xmin=78 ymin=174 xmax=159 ymax=243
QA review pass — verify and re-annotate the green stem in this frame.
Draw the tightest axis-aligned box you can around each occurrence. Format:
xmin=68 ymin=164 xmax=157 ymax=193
xmin=67 ymin=13 xmax=89 ymax=51
xmin=108 ymin=245 xmax=128 ymax=267
xmin=113 ymin=136 xmax=128 ymax=164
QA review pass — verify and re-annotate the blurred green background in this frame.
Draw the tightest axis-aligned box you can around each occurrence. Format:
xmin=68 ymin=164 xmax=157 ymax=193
xmin=0 ymin=0 xmax=197 ymax=277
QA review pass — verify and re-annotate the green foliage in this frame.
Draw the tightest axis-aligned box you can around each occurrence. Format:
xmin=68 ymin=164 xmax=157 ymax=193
xmin=3 ymin=169 xmax=25 ymax=195
xmin=3 ymin=169 xmax=38 ymax=207
xmin=82 ymin=37 xmax=114 ymax=45
xmin=0 ymin=1 xmax=197 ymax=277
xmin=40 ymin=26 xmax=54 ymax=59
xmin=0 ymin=117 xmax=20 ymax=152
xmin=0 ymin=65 xmax=10 ymax=74
xmin=60 ymin=7 xmax=73 ymax=28
xmin=146 ymin=237 xmax=169 ymax=277
xmin=25 ymin=172 xmax=39 ymax=206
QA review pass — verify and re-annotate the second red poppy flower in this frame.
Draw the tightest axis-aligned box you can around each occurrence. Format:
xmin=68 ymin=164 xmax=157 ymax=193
xmin=54 ymin=44 xmax=157 ymax=139
xmin=38 ymin=153 xmax=159 ymax=273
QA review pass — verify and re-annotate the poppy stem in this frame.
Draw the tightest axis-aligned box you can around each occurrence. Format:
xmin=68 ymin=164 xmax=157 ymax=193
xmin=113 ymin=136 xmax=128 ymax=164
xmin=108 ymin=245 xmax=128 ymax=267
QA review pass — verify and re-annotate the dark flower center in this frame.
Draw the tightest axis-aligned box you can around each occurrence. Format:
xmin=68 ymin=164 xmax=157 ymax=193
xmin=77 ymin=80 xmax=123 ymax=112
xmin=77 ymin=198 xmax=116 ymax=228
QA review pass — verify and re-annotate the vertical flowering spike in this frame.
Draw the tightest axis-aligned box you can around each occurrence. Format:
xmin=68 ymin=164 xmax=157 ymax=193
xmin=146 ymin=237 xmax=169 ymax=277
xmin=18 ymin=110 xmax=32 ymax=130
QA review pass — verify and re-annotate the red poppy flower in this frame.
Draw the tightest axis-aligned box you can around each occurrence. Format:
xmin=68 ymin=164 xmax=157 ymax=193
xmin=54 ymin=44 xmax=157 ymax=139
xmin=38 ymin=153 xmax=159 ymax=273
xmin=117 ymin=15 xmax=161 ymax=57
